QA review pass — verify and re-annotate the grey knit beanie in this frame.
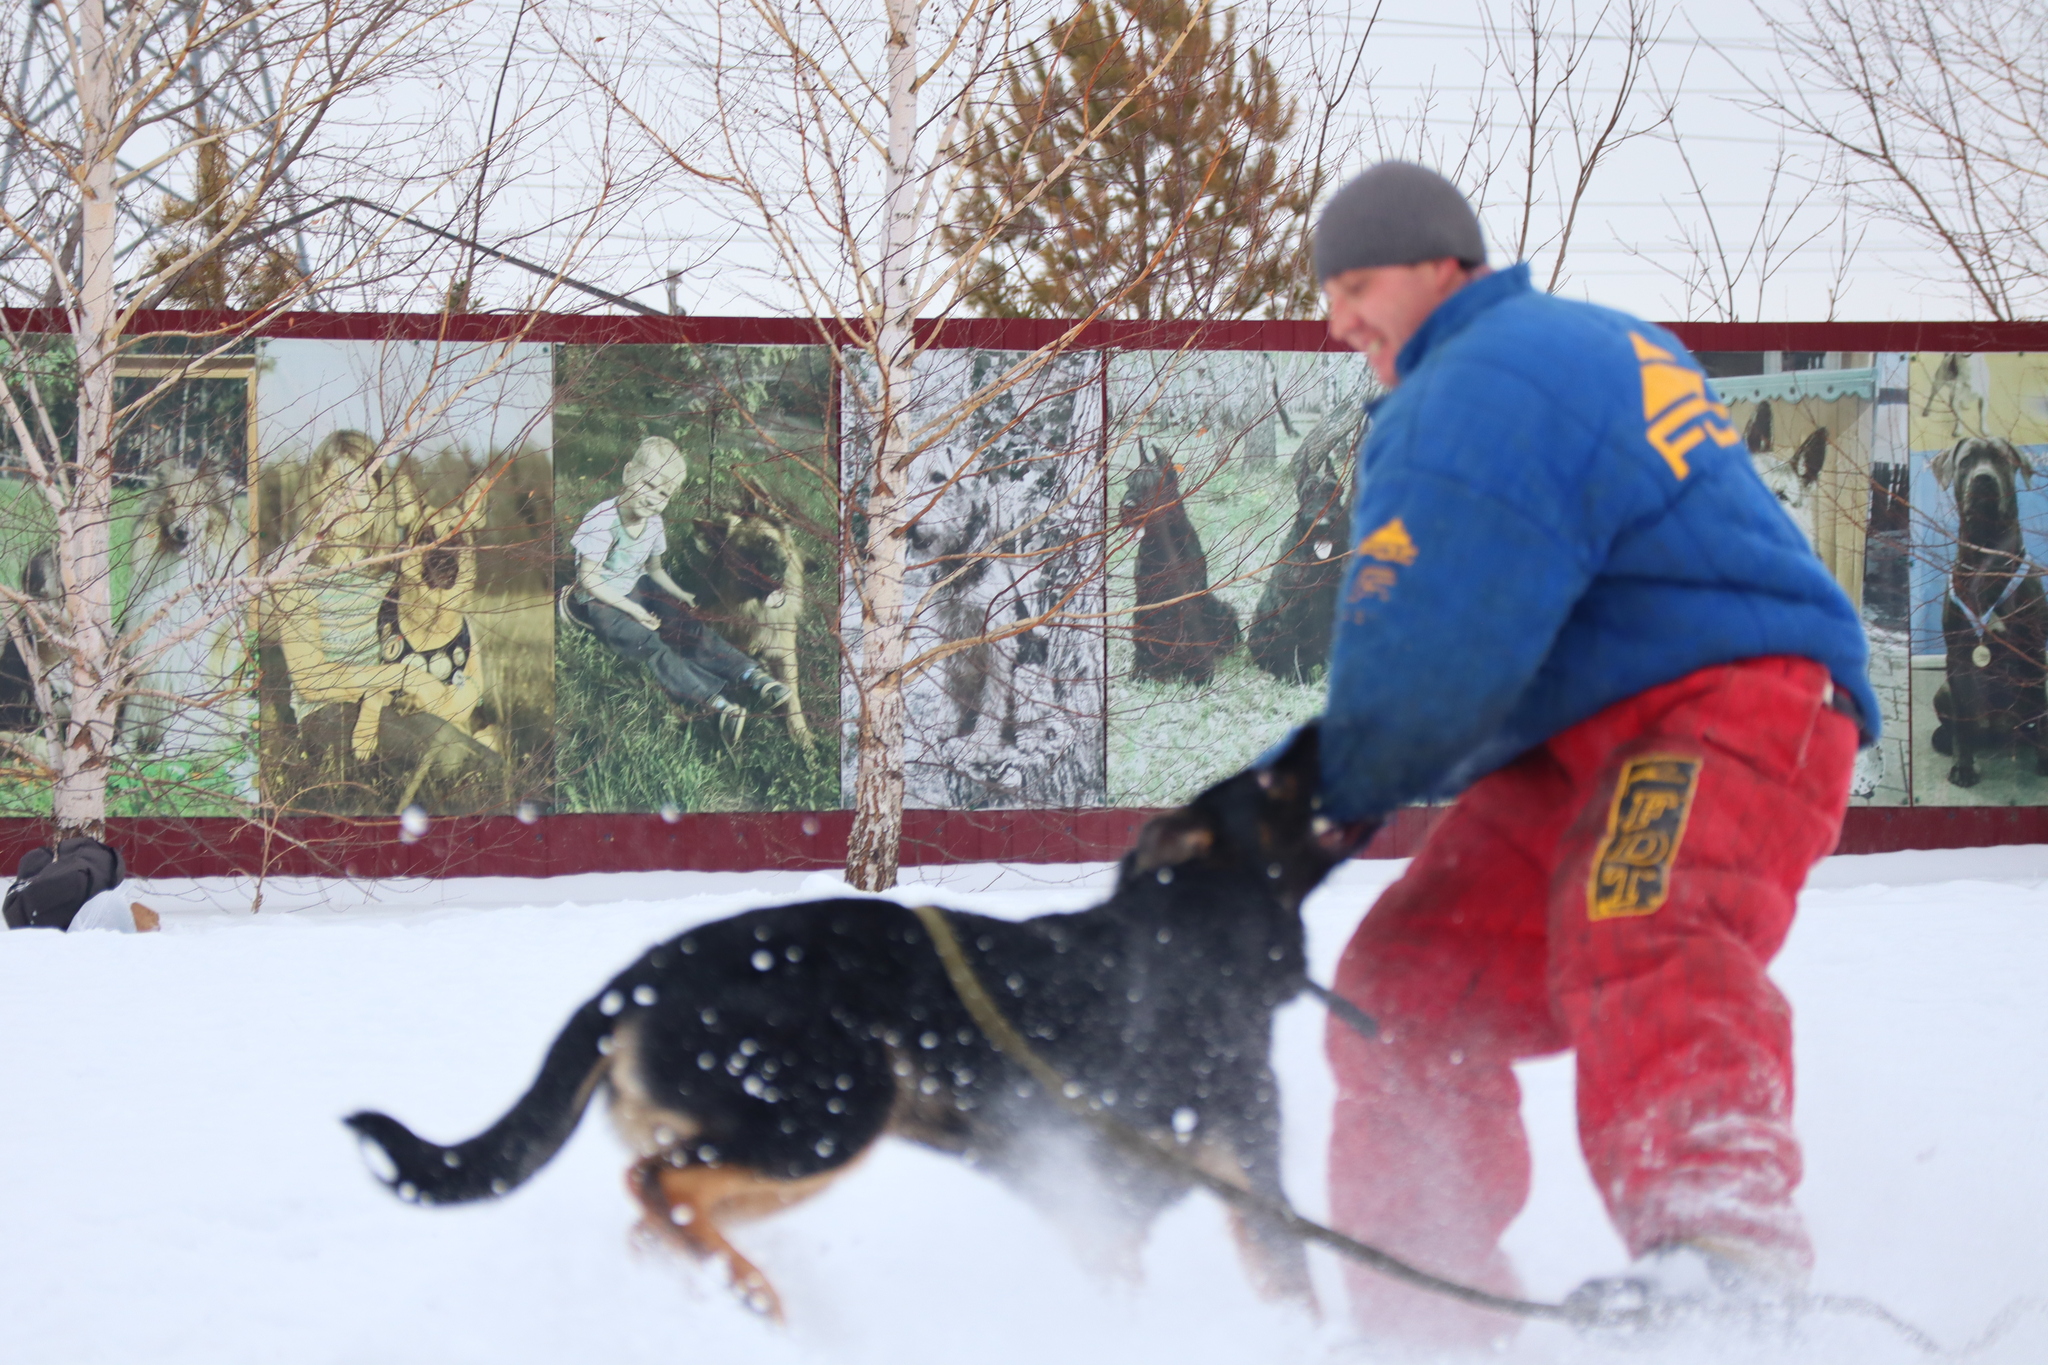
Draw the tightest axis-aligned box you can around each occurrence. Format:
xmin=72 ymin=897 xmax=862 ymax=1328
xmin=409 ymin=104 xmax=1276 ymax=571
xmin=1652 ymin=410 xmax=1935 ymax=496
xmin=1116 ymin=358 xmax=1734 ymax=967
xmin=1313 ymin=162 xmax=1487 ymax=280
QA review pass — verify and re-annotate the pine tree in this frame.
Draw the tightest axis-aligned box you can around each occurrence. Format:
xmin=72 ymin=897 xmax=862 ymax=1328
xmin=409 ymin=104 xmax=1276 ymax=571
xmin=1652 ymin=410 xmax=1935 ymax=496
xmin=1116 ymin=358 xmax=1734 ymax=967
xmin=945 ymin=0 xmax=1320 ymax=321
xmin=144 ymin=126 xmax=304 ymax=310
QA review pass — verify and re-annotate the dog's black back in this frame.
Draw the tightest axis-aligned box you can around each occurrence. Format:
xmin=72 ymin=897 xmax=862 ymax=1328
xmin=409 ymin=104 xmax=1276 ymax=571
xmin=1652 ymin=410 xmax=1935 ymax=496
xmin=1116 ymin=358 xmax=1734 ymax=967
xmin=347 ymin=727 xmax=1357 ymax=1308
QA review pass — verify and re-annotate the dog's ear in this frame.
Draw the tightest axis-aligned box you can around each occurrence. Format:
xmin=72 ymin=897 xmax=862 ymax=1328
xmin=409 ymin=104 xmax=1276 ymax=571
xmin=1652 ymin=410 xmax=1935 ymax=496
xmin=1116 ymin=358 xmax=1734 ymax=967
xmin=1996 ymin=439 xmax=2036 ymax=486
xmin=1125 ymin=808 xmax=1214 ymax=876
xmin=1254 ymin=724 xmax=1320 ymax=806
xmin=1932 ymin=440 xmax=1965 ymax=492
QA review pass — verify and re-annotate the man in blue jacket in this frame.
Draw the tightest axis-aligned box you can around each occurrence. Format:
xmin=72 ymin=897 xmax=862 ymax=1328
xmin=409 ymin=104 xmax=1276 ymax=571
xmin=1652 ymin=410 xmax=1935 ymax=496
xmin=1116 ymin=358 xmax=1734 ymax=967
xmin=1307 ymin=162 xmax=1873 ymax=1344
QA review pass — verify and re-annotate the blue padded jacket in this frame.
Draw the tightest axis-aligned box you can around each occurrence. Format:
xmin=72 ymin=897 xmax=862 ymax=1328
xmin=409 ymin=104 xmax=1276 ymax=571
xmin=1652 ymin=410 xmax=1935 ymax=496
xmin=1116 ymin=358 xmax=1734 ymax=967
xmin=1318 ymin=263 xmax=1878 ymax=821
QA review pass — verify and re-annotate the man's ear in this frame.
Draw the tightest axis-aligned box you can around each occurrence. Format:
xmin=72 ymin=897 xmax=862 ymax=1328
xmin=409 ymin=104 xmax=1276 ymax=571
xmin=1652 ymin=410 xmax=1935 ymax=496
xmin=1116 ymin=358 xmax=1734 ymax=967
xmin=1127 ymin=809 xmax=1214 ymax=874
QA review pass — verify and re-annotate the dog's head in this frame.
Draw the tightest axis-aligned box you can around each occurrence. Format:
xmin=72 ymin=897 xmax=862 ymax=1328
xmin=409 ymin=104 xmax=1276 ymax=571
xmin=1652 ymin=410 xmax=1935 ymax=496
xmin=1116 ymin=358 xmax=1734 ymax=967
xmin=142 ymin=463 xmax=233 ymax=552
xmin=1118 ymin=724 xmax=1372 ymax=912
xmin=695 ymin=513 xmax=797 ymax=602
xmin=1117 ymin=442 xmax=1185 ymax=530
xmin=1934 ymin=437 xmax=2032 ymax=543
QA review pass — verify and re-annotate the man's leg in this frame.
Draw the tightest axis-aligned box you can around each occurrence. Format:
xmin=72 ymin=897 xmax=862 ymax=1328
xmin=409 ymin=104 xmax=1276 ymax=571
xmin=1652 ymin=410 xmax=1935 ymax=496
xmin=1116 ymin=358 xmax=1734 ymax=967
xmin=583 ymin=599 xmax=726 ymax=707
xmin=1326 ymin=753 xmax=1574 ymax=1345
xmin=1545 ymin=657 xmax=1857 ymax=1279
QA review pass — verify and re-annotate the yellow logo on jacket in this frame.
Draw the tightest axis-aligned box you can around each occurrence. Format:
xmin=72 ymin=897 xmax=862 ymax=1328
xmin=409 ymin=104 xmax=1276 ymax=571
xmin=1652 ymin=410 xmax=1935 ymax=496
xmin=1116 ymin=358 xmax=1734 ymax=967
xmin=1587 ymin=753 xmax=1701 ymax=920
xmin=1355 ymin=518 xmax=1419 ymax=566
xmin=1345 ymin=517 xmax=1415 ymax=610
xmin=1631 ymin=333 xmax=1740 ymax=480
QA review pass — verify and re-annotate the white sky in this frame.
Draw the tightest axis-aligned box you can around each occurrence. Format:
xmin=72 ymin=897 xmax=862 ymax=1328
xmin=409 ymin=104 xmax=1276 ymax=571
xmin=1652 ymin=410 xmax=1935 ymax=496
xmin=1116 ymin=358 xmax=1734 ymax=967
xmin=203 ymin=0 xmax=2000 ymax=323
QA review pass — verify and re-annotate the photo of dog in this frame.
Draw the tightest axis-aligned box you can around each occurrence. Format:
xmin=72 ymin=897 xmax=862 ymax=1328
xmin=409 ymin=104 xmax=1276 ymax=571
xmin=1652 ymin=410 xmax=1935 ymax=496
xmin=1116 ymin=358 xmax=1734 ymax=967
xmin=552 ymin=343 xmax=837 ymax=814
xmin=0 ymin=548 xmax=65 ymax=777
xmin=1904 ymin=353 xmax=2048 ymax=804
xmin=118 ymin=458 xmax=247 ymax=758
xmin=1928 ymin=437 xmax=2048 ymax=786
xmin=254 ymin=339 xmax=556 ymax=818
xmin=1120 ymin=440 xmax=1239 ymax=686
xmin=842 ymin=348 xmax=1107 ymax=811
xmin=691 ymin=493 xmax=812 ymax=751
xmin=346 ymin=725 xmax=1359 ymax=1321
xmin=1107 ymin=351 xmax=1372 ymax=806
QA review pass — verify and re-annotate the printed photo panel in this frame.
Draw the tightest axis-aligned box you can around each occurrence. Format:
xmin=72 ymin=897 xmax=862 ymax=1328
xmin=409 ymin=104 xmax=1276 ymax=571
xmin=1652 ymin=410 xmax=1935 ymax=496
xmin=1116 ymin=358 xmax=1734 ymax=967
xmin=0 ymin=335 xmax=78 ymax=812
xmin=840 ymin=349 xmax=1107 ymax=810
xmin=1702 ymin=352 xmax=1910 ymax=805
xmin=0 ymin=336 xmax=258 ymax=815
xmin=1104 ymin=349 xmax=1373 ymax=807
xmin=552 ymin=344 xmax=836 ymax=813
xmin=254 ymin=338 xmax=555 ymax=817
xmin=1904 ymin=353 xmax=2048 ymax=805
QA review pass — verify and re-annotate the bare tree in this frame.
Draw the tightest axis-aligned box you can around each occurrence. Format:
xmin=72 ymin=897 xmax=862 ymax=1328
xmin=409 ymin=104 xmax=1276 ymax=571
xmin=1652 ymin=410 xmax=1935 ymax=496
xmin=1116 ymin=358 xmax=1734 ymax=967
xmin=1356 ymin=0 xmax=1674 ymax=294
xmin=1623 ymin=125 xmax=1861 ymax=322
xmin=1750 ymin=0 xmax=2048 ymax=320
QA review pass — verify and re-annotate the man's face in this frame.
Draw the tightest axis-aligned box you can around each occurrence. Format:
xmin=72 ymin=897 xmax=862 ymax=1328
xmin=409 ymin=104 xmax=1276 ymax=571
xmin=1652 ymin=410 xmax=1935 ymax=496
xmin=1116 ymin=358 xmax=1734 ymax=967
xmin=1323 ymin=258 xmax=1477 ymax=385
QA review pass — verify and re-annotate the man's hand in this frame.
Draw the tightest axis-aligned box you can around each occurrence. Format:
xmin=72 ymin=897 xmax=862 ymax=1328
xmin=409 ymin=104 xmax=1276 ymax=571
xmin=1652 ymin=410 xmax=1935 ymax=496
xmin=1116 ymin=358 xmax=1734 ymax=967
xmin=628 ymin=604 xmax=662 ymax=632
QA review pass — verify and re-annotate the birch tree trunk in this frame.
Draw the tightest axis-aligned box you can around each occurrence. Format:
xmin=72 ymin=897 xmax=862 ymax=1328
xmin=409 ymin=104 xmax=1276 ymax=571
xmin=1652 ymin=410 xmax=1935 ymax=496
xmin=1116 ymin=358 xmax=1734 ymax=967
xmin=53 ymin=0 xmax=122 ymax=837
xmin=844 ymin=0 xmax=925 ymax=892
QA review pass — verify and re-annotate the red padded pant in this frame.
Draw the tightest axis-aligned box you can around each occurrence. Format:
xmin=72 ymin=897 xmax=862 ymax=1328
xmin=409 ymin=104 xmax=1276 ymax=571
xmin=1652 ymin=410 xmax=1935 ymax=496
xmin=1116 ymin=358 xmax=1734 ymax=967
xmin=1325 ymin=657 xmax=1858 ymax=1344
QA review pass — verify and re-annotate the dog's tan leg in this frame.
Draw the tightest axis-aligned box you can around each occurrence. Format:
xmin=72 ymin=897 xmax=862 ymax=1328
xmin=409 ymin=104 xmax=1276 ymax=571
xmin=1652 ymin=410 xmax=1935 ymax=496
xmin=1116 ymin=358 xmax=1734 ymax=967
xmin=1223 ymin=1207 xmax=1320 ymax=1316
xmin=628 ymin=1158 xmax=852 ymax=1322
xmin=766 ymin=632 xmax=810 ymax=750
xmin=129 ymin=902 xmax=160 ymax=933
xmin=1186 ymin=1140 xmax=1320 ymax=1316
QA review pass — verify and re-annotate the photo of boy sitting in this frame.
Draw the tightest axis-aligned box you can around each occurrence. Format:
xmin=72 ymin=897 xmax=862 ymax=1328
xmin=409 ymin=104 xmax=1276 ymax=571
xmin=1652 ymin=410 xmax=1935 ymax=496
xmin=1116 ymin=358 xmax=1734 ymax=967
xmin=562 ymin=436 xmax=791 ymax=747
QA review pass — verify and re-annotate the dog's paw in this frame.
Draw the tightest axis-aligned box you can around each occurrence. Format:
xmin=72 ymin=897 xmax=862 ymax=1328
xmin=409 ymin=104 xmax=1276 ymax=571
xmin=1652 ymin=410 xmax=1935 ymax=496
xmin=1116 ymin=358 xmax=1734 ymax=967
xmin=1930 ymin=724 xmax=1953 ymax=756
xmin=1949 ymin=764 xmax=1981 ymax=788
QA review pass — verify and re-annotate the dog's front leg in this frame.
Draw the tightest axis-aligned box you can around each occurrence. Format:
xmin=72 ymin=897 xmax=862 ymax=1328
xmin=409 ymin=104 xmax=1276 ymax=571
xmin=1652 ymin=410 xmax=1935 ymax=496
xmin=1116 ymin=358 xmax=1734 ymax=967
xmin=1189 ymin=1133 xmax=1319 ymax=1316
xmin=1947 ymin=661 xmax=1984 ymax=786
xmin=769 ymin=643 xmax=811 ymax=751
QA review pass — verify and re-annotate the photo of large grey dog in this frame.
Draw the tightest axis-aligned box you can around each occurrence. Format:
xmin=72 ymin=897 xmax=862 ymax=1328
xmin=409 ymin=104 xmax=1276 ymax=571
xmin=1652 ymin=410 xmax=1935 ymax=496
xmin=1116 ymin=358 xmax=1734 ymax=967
xmin=1928 ymin=436 xmax=2048 ymax=787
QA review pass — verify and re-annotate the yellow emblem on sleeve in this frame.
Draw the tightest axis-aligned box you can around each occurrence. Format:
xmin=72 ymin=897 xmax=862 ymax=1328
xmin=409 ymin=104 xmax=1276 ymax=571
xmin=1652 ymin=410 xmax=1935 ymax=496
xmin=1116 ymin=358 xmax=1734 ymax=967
xmin=1631 ymin=333 xmax=1741 ymax=481
xmin=1587 ymin=753 xmax=1701 ymax=921
xmin=1355 ymin=518 xmax=1419 ymax=566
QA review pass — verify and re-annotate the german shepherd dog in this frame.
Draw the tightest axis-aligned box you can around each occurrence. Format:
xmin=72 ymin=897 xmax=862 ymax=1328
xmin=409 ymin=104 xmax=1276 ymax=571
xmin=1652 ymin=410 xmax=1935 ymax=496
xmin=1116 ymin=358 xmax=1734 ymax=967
xmin=347 ymin=727 xmax=1364 ymax=1319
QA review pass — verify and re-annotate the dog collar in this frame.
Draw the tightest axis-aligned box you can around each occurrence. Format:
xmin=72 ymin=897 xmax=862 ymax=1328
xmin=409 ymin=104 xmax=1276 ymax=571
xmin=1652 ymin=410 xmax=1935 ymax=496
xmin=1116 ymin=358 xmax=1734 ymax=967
xmin=1949 ymin=573 xmax=2025 ymax=656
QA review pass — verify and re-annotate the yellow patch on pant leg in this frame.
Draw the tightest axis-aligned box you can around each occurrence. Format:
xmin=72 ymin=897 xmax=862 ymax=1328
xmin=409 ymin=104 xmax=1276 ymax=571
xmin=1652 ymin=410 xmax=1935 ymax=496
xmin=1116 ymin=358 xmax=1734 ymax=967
xmin=1587 ymin=754 xmax=1701 ymax=921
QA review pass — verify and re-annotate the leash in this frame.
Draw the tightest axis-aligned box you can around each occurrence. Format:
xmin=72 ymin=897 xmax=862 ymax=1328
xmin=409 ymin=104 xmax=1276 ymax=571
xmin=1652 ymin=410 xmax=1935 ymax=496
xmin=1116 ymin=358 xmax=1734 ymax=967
xmin=908 ymin=902 xmax=2033 ymax=1354
xmin=1299 ymin=975 xmax=1378 ymax=1040
xmin=908 ymin=903 xmax=1572 ymax=1324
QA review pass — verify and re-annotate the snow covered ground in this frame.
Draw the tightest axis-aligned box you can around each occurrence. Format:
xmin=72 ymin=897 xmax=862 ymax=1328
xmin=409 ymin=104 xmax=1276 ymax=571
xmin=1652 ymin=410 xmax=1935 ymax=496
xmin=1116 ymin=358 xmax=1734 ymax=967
xmin=2 ymin=849 xmax=2045 ymax=1364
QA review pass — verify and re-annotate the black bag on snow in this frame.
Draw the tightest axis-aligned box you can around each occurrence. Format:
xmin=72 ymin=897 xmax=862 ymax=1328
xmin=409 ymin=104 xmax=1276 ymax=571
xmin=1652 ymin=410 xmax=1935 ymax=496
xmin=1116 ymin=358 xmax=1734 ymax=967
xmin=3 ymin=837 xmax=125 ymax=930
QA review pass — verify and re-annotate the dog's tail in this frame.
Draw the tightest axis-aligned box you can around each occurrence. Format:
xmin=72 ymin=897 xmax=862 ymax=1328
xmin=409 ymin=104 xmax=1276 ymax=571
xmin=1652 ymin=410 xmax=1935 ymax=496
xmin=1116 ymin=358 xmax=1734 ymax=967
xmin=343 ymin=996 xmax=614 ymax=1206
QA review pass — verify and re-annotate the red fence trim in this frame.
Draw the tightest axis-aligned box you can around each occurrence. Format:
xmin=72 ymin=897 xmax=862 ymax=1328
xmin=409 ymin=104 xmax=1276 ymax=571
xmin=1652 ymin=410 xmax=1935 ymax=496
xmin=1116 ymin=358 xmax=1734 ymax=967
xmin=9 ymin=307 xmax=2048 ymax=353
xmin=0 ymin=805 xmax=2032 ymax=881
